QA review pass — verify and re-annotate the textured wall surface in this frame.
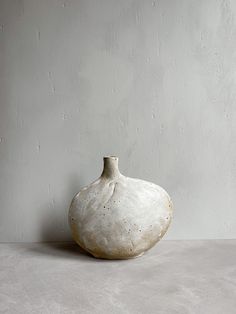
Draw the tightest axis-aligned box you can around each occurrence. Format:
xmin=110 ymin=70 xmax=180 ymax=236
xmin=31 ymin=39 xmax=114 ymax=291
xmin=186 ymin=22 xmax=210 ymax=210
xmin=0 ymin=0 xmax=236 ymax=242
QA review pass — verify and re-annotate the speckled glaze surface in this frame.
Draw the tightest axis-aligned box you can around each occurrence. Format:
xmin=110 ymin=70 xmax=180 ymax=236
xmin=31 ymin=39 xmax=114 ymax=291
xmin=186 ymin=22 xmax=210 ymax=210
xmin=69 ymin=156 xmax=173 ymax=259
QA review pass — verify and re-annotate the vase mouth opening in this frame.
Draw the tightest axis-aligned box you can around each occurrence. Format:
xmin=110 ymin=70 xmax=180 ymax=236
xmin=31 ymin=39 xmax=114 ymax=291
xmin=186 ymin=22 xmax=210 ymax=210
xmin=104 ymin=156 xmax=118 ymax=160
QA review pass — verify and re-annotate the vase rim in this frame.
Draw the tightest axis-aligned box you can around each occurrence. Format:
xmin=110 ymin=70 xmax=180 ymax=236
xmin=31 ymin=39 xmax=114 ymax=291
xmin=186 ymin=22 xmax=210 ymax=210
xmin=104 ymin=155 xmax=118 ymax=159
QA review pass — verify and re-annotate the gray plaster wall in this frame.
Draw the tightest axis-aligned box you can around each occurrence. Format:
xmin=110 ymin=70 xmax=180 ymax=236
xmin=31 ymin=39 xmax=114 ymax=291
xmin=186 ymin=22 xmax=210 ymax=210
xmin=0 ymin=0 xmax=236 ymax=242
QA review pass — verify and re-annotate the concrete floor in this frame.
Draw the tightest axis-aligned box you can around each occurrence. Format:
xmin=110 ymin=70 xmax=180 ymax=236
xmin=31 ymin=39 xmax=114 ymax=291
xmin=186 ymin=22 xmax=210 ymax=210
xmin=0 ymin=240 xmax=235 ymax=314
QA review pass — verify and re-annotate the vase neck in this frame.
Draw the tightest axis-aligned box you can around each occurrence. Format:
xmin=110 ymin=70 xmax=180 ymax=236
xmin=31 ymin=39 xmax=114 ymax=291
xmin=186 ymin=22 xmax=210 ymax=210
xmin=101 ymin=156 xmax=120 ymax=179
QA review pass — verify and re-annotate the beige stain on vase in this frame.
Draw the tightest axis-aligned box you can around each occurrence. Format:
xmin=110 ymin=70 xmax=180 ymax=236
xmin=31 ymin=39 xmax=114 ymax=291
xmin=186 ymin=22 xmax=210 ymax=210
xmin=69 ymin=156 xmax=173 ymax=259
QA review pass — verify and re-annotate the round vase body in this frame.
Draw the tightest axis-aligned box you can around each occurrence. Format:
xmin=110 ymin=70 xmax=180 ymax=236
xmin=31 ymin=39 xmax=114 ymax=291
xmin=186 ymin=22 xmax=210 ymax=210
xmin=69 ymin=156 xmax=173 ymax=259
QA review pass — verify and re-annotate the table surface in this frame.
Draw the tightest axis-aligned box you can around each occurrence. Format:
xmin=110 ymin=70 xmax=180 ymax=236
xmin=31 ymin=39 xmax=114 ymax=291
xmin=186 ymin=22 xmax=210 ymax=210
xmin=0 ymin=240 xmax=235 ymax=314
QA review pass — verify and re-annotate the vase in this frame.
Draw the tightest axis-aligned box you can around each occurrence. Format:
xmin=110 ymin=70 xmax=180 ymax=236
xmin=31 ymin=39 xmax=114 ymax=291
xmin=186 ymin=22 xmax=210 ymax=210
xmin=68 ymin=156 xmax=173 ymax=259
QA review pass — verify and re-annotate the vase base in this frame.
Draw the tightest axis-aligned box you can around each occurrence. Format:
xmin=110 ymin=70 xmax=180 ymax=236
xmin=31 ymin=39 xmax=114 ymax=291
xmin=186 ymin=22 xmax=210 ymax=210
xmin=91 ymin=251 xmax=145 ymax=260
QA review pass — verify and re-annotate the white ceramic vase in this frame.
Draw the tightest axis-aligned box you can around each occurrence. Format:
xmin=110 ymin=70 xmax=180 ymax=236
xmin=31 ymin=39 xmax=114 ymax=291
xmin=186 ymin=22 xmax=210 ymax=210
xmin=69 ymin=156 xmax=173 ymax=259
